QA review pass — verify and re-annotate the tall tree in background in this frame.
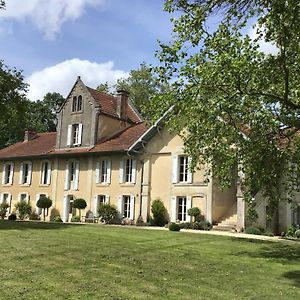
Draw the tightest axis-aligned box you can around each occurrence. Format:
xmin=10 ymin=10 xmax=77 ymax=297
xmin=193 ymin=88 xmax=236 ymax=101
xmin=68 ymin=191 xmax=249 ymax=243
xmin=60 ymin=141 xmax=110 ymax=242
xmin=0 ymin=61 xmax=29 ymax=148
xmin=151 ymin=0 xmax=300 ymax=218
xmin=116 ymin=62 xmax=169 ymax=119
xmin=96 ymin=82 xmax=111 ymax=94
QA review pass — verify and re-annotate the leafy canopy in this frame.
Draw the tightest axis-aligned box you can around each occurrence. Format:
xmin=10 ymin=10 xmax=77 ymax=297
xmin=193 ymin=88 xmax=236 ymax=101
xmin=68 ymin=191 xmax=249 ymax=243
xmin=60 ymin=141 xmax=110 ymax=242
xmin=151 ymin=0 xmax=300 ymax=217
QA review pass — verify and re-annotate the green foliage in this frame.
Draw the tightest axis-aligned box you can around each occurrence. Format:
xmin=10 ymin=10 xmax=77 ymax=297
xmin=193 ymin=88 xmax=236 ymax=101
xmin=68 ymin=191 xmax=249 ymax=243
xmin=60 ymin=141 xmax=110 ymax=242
xmin=245 ymin=226 xmax=262 ymax=235
xmin=286 ymin=224 xmax=297 ymax=237
xmin=187 ymin=207 xmax=201 ymax=222
xmin=0 ymin=203 xmax=9 ymax=219
xmin=50 ymin=208 xmax=61 ymax=221
xmin=29 ymin=212 xmax=40 ymax=221
xmin=295 ymin=230 xmax=300 ymax=239
xmin=168 ymin=223 xmax=181 ymax=231
xmin=179 ymin=222 xmax=192 ymax=229
xmin=15 ymin=201 xmax=32 ymax=220
xmin=8 ymin=213 xmax=16 ymax=221
xmin=73 ymin=198 xmax=87 ymax=219
xmin=98 ymin=204 xmax=118 ymax=224
xmin=96 ymin=82 xmax=111 ymax=93
xmin=37 ymin=196 xmax=52 ymax=221
xmin=192 ymin=220 xmax=212 ymax=231
xmin=151 ymin=199 xmax=167 ymax=226
xmin=51 ymin=216 xmax=63 ymax=223
xmin=71 ymin=216 xmax=80 ymax=222
xmin=152 ymin=0 xmax=300 ymax=215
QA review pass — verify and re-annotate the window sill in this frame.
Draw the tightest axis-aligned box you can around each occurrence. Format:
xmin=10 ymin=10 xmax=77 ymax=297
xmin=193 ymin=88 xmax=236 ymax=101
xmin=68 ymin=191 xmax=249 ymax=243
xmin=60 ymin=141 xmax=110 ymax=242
xmin=70 ymin=111 xmax=83 ymax=115
xmin=96 ymin=183 xmax=110 ymax=187
xmin=39 ymin=184 xmax=50 ymax=187
xmin=173 ymin=182 xmax=208 ymax=187
xmin=2 ymin=183 xmax=13 ymax=187
xmin=20 ymin=184 xmax=31 ymax=187
xmin=120 ymin=183 xmax=135 ymax=187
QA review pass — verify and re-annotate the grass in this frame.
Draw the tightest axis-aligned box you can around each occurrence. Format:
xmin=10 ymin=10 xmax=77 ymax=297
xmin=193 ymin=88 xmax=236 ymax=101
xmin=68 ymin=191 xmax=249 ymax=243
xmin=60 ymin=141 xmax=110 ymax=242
xmin=0 ymin=221 xmax=299 ymax=300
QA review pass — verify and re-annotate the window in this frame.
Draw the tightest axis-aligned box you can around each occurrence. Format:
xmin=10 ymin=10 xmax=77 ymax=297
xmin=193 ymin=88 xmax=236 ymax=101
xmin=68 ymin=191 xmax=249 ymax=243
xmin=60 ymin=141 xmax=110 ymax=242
xmin=170 ymin=196 xmax=192 ymax=222
xmin=93 ymin=194 xmax=109 ymax=216
xmin=96 ymin=160 xmax=111 ymax=184
xmin=72 ymin=95 xmax=83 ymax=112
xmin=20 ymin=162 xmax=32 ymax=185
xmin=2 ymin=162 xmax=14 ymax=185
xmin=1 ymin=193 xmax=12 ymax=214
xmin=67 ymin=124 xmax=83 ymax=147
xmin=64 ymin=161 xmax=79 ymax=190
xmin=172 ymin=155 xmax=192 ymax=184
xmin=118 ymin=195 xmax=135 ymax=220
xmin=40 ymin=161 xmax=51 ymax=185
xmin=20 ymin=194 xmax=27 ymax=202
xmin=69 ymin=195 xmax=76 ymax=215
xmin=119 ymin=158 xmax=136 ymax=184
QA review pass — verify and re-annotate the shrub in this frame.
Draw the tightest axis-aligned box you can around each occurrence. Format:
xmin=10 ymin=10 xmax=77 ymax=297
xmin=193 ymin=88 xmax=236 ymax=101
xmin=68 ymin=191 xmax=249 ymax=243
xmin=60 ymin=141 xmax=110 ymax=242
xmin=36 ymin=196 xmax=52 ymax=221
xmin=71 ymin=216 xmax=80 ymax=222
xmin=295 ymin=230 xmax=300 ymax=239
xmin=15 ymin=201 xmax=32 ymax=220
xmin=187 ymin=207 xmax=201 ymax=222
xmin=52 ymin=216 xmax=63 ymax=223
xmin=245 ymin=226 xmax=261 ymax=235
xmin=98 ymin=204 xmax=118 ymax=224
xmin=8 ymin=213 xmax=17 ymax=221
xmin=286 ymin=224 xmax=297 ymax=237
xmin=0 ymin=203 xmax=9 ymax=219
xmin=179 ymin=222 xmax=192 ymax=229
xmin=264 ymin=230 xmax=274 ymax=237
xmin=73 ymin=198 xmax=87 ymax=219
xmin=169 ymin=223 xmax=181 ymax=231
xmin=151 ymin=199 xmax=167 ymax=226
xmin=29 ymin=212 xmax=40 ymax=221
xmin=50 ymin=208 xmax=61 ymax=221
xmin=193 ymin=220 xmax=212 ymax=231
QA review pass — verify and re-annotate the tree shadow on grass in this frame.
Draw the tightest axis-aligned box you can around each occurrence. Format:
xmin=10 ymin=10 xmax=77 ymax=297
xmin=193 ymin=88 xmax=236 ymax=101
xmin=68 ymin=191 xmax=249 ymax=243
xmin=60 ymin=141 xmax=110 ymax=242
xmin=282 ymin=271 xmax=300 ymax=288
xmin=0 ymin=220 xmax=83 ymax=230
xmin=230 ymin=237 xmax=300 ymax=264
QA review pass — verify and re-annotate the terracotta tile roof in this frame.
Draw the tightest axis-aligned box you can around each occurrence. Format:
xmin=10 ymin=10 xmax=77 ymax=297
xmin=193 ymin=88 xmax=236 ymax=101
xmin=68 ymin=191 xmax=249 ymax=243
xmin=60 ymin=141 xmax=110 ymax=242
xmin=87 ymin=87 xmax=142 ymax=123
xmin=0 ymin=132 xmax=56 ymax=159
xmin=0 ymin=124 xmax=148 ymax=159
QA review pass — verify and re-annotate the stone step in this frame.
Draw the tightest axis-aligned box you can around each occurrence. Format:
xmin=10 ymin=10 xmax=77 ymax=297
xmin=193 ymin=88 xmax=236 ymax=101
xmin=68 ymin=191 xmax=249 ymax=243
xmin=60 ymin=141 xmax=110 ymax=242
xmin=213 ymin=224 xmax=236 ymax=232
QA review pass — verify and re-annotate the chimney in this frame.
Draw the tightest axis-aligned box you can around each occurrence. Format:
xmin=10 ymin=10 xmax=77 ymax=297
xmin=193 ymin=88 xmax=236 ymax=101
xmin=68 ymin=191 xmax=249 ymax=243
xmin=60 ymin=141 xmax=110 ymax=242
xmin=24 ymin=130 xmax=37 ymax=142
xmin=116 ymin=89 xmax=129 ymax=120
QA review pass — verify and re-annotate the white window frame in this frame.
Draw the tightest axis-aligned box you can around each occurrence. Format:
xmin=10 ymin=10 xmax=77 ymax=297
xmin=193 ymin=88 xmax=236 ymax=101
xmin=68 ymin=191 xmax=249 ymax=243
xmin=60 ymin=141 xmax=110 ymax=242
xmin=19 ymin=161 xmax=32 ymax=185
xmin=2 ymin=162 xmax=14 ymax=185
xmin=64 ymin=160 xmax=80 ymax=191
xmin=40 ymin=160 xmax=51 ymax=185
xmin=67 ymin=123 xmax=83 ymax=147
xmin=72 ymin=95 xmax=83 ymax=112
xmin=96 ymin=159 xmax=111 ymax=184
xmin=117 ymin=195 xmax=135 ymax=220
xmin=119 ymin=158 xmax=136 ymax=184
xmin=170 ymin=195 xmax=192 ymax=222
xmin=172 ymin=155 xmax=192 ymax=184
xmin=18 ymin=193 xmax=30 ymax=204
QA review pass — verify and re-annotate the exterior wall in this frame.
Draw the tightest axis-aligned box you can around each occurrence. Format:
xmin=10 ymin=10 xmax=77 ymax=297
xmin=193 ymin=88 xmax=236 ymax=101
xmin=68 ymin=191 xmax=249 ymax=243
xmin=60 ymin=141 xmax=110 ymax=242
xmin=56 ymin=79 xmax=98 ymax=148
xmin=97 ymin=115 xmax=128 ymax=141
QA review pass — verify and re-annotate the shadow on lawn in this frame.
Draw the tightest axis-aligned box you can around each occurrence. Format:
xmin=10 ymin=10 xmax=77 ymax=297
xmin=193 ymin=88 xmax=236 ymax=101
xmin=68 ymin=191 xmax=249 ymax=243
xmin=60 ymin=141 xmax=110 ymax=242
xmin=0 ymin=220 xmax=81 ymax=230
xmin=282 ymin=271 xmax=300 ymax=288
xmin=231 ymin=237 xmax=300 ymax=263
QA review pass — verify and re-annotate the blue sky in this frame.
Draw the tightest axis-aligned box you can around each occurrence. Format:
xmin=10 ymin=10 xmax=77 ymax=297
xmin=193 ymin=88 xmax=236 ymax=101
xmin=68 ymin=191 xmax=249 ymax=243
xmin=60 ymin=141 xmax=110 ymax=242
xmin=0 ymin=0 xmax=174 ymax=100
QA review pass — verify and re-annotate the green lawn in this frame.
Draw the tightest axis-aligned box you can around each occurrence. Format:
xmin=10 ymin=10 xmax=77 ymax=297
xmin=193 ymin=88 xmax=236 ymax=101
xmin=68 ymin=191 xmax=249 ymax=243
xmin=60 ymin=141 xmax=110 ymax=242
xmin=0 ymin=221 xmax=299 ymax=299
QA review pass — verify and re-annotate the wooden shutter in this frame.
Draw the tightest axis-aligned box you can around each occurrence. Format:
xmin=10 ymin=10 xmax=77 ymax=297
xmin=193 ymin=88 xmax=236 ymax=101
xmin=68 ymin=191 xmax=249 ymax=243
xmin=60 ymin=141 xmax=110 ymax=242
xmin=0 ymin=194 xmax=3 ymax=204
xmin=8 ymin=194 xmax=12 ymax=214
xmin=106 ymin=160 xmax=111 ymax=184
xmin=2 ymin=163 xmax=6 ymax=184
xmin=130 ymin=195 xmax=135 ymax=220
xmin=93 ymin=195 xmax=98 ymax=216
xmin=46 ymin=162 xmax=51 ymax=185
xmin=170 ymin=196 xmax=177 ymax=222
xmin=36 ymin=194 xmax=42 ymax=214
xmin=27 ymin=162 xmax=32 ymax=185
xmin=131 ymin=159 xmax=136 ymax=184
xmin=74 ymin=161 xmax=80 ymax=190
xmin=67 ymin=125 xmax=72 ymax=146
xmin=119 ymin=160 xmax=124 ymax=183
xmin=62 ymin=196 xmax=68 ymax=222
xmin=78 ymin=123 xmax=83 ymax=145
xmin=187 ymin=157 xmax=193 ymax=183
xmin=117 ymin=195 xmax=123 ymax=216
xmin=19 ymin=163 xmax=24 ymax=184
xmin=105 ymin=195 xmax=110 ymax=204
xmin=95 ymin=161 xmax=100 ymax=184
xmin=186 ymin=196 xmax=192 ymax=222
xmin=10 ymin=163 xmax=14 ymax=184
xmin=172 ymin=155 xmax=178 ymax=183
xmin=64 ymin=162 xmax=70 ymax=190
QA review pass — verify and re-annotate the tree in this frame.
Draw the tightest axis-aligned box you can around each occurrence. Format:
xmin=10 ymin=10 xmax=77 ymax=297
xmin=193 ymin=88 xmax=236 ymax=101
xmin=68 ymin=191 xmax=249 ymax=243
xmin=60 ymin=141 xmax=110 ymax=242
xmin=96 ymin=82 xmax=110 ymax=93
xmin=152 ymin=0 xmax=300 ymax=219
xmin=72 ymin=198 xmax=87 ymax=220
xmin=0 ymin=61 xmax=29 ymax=148
xmin=15 ymin=201 xmax=32 ymax=220
xmin=36 ymin=196 xmax=53 ymax=221
xmin=98 ymin=204 xmax=118 ymax=224
xmin=27 ymin=92 xmax=64 ymax=132
xmin=0 ymin=203 xmax=9 ymax=219
xmin=187 ymin=207 xmax=201 ymax=223
xmin=151 ymin=199 xmax=167 ymax=226
xmin=115 ymin=62 xmax=169 ymax=118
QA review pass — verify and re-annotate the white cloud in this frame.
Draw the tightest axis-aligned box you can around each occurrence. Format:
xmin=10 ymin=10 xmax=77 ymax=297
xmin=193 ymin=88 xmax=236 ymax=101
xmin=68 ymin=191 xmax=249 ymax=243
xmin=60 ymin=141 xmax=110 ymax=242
xmin=0 ymin=0 xmax=105 ymax=39
xmin=26 ymin=58 xmax=129 ymax=100
xmin=248 ymin=24 xmax=279 ymax=55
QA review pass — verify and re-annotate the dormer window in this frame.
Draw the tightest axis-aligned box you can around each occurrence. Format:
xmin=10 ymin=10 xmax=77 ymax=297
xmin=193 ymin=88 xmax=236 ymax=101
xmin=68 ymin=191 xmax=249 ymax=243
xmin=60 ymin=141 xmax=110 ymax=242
xmin=72 ymin=95 xmax=83 ymax=112
xmin=67 ymin=123 xmax=83 ymax=147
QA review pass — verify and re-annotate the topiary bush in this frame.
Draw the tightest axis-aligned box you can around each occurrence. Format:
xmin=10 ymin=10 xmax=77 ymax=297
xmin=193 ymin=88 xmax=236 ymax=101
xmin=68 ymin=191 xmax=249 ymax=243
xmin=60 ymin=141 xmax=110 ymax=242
xmin=29 ymin=212 xmax=40 ymax=221
xmin=187 ymin=207 xmax=201 ymax=222
xmin=295 ymin=229 xmax=300 ymax=239
xmin=151 ymin=199 xmax=167 ymax=226
xmin=8 ymin=213 xmax=17 ymax=221
xmin=169 ymin=223 xmax=181 ymax=231
xmin=15 ymin=201 xmax=32 ymax=220
xmin=52 ymin=216 xmax=63 ymax=223
xmin=193 ymin=220 xmax=212 ymax=230
xmin=73 ymin=198 xmax=87 ymax=219
xmin=0 ymin=203 xmax=9 ymax=219
xmin=179 ymin=222 xmax=192 ymax=229
xmin=245 ymin=226 xmax=261 ymax=235
xmin=71 ymin=216 xmax=80 ymax=222
xmin=36 ymin=196 xmax=52 ymax=221
xmin=98 ymin=204 xmax=118 ymax=224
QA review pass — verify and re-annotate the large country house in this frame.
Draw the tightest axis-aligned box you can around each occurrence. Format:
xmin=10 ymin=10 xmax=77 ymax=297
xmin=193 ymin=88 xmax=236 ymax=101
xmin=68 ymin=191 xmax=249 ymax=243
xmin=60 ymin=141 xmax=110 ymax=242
xmin=0 ymin=77 xmax=299 ymax=232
